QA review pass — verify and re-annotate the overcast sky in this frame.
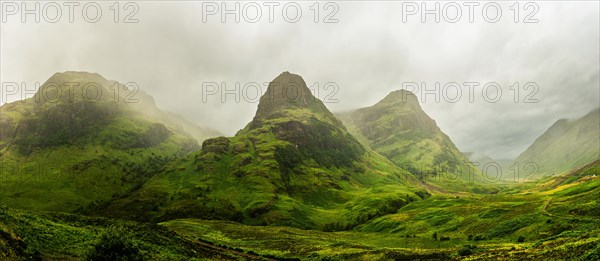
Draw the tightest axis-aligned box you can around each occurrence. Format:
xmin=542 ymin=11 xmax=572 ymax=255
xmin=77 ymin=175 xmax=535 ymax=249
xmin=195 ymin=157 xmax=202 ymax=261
xmin=1 ymin=1 xmax=598 ymax=159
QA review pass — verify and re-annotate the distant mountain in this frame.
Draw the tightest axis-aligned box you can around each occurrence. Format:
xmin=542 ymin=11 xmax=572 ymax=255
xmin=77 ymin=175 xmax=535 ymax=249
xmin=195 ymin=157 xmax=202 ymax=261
xmin=0 ymin=72 xmax=201 ymax=212
xmin=463 ymin=152 xmax=513 ymax=181
xmin=338 ymin=90 xmax=489 ymax=192
xmin=165 ymin=112 xmax=222 ymax=143
xmin=103 ymin=72 xmax=428 ymax=230
xmin=127 ymin=90 xmax=221 ymax=143
xmin=464 ymin=152 xmax=495 ymax=166
xmin=513 ymin=108 xmax=600 ymax=177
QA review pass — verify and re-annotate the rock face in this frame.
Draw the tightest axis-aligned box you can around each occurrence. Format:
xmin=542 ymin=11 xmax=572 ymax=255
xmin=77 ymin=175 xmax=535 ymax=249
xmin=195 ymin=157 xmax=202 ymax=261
xmin=338 ymin=90 xmax=485 ymax=190
xmin=513 ymin=108 xmax=600 ymax=177
xmin=103 ymin=72 xmax=426 ymax=229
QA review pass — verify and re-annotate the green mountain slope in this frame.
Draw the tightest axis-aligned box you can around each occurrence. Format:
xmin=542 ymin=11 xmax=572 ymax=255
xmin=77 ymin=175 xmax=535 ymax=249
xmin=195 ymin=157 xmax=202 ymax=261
xmin=103 ymin=72 xmax=428 ymax=230
xmin=0 ymin=71 xmax=200 ymax=212
xmin=354 ymin=161 xmax=600 ymax=259
xmin=165 ymin=111 xmax=222 ymax=144
xmin=513 ymin=108 xmax=600 ymax=177
xmin=128 ymin=90 xmax=222 ymax=143
xmin=337 ymin=90 xmax=487 ymax=192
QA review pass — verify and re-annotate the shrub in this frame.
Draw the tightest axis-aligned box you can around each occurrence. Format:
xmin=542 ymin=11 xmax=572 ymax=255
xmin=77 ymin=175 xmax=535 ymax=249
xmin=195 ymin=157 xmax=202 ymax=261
xmin=86 ymin=226 xmax=144 ymax=261
xmin=517 ymin=236 xmax=525 ymax=242
xmin=415 ymin=191 xmax=431 ymax=199
xmin=583 ymin=243 xmax=600 ymax=260
xmin=486 ymin=214 xmax=538 ymax=238
xmin=458 ymin=244 xmax=476 ymax=256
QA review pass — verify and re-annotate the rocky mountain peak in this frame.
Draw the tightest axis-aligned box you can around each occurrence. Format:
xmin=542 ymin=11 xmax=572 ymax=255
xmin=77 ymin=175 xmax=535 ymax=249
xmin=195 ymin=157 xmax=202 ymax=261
xmin=254 ymin=72 xmax=328 ymax=119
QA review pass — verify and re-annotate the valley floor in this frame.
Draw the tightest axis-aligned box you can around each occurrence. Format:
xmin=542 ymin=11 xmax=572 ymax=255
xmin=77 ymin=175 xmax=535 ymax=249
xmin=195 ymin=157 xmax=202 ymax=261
xmin=1 ymin=163 xmax=599 ymax=260
xmin=1 ymin=186 xmax=598 ymax=260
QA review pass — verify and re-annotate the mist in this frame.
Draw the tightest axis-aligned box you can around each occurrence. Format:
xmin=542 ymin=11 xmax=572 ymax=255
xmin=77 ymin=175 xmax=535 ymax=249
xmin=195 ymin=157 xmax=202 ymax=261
xmin=1 ymin=1 xmax=598 ymax=159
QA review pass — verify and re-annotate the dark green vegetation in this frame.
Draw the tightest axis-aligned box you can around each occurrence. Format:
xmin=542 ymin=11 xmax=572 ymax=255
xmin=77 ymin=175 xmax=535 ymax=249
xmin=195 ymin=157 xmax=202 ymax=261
xmin=1 ymin=71 xmax=598 ymax=260
xmin=0 ymin=206 xmax=246 ymax=260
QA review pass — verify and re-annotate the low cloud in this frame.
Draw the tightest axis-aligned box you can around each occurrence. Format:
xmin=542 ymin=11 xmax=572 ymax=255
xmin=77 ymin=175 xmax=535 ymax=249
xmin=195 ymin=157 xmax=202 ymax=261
xmin=1 ymin=1 xmax=598 ymax=159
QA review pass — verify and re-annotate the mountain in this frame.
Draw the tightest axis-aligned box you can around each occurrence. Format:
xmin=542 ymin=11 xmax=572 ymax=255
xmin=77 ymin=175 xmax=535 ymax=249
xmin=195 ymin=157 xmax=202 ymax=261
xmin=464 ymin=151 xmax=513 ymax=180
xmin=513 ymin=108 xmax=600 ymax=177
xmin=126 ymin=90 xmax=221 ymax=143
xmin=1 ymin=72 xmax=598 ymax=260
xmin=337 ymin=90 xmax=488 ymax=192
xmin=165 ymin=112 xmax=222 ymax=143
xmin=464 ymin=152 xmax=495 ymax=167
xmin=102 ymin=72 xmax=428 ymax=230
xmin=0 ymin=72 xmax=201 ymax=212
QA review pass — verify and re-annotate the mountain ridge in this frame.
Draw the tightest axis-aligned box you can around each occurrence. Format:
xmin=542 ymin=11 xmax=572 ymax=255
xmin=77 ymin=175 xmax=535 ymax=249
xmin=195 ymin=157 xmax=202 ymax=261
xmin=337 ymin=89 xmax=489 ymax=192
xmin=513 ymin=108 xmax=600 ymax=177
xmin=0 ymin=72 xmax=206 ymax=212
xmin=101 ymin=72 xmax=428 ymax=229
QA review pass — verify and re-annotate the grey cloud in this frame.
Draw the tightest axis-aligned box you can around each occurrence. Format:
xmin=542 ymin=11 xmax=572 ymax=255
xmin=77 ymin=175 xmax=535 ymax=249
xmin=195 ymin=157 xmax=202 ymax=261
xmin=1 ymin=1 xmax=598 ymax=160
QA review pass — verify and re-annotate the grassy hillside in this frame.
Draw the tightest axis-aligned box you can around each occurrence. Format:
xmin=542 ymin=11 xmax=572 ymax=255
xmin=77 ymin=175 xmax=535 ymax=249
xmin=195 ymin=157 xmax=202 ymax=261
xmin=513 ymin=108 xmax=600 ymax=177
xmin=3 ymin=197 xmax=597 ymax=261
xmin=356 ymin=161 xmax=600 ymax=258
xmin=0 ymin=72 xmax=200 ymax=213
xmin=101 ymin=72 xmax=429 ymax=230
xmin=156 ymin=162 xmax=599 ymax=260
xmin=0 ymin=206 xmax=245 ymax=260
xmin=3 ymin=158 xmax=597 ymax=260
xmin=159 ymin=161 xmax=600 ymax=260
xmin=337 ymin=90 xmax=490 ymax=193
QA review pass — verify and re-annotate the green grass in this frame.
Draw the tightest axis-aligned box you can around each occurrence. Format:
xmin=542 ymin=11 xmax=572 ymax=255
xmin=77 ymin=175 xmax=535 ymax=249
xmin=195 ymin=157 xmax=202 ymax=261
xmin=161 ymin=215 xmax=600 ymax=261
xmin=1 ymin=157 xmax=598 ymax=260
xmin=0 ymin=206 xmax=228 ymax=260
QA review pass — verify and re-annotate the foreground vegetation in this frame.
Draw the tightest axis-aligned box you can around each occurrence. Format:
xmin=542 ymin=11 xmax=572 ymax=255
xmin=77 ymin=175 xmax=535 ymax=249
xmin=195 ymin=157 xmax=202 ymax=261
xmin=1 ymin=162 xmax=598 ymax=260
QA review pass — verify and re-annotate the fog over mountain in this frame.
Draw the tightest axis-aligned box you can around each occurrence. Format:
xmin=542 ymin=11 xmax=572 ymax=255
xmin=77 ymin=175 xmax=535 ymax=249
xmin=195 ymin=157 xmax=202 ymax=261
xmin=1 ymin=1 xmax=598 ymax=159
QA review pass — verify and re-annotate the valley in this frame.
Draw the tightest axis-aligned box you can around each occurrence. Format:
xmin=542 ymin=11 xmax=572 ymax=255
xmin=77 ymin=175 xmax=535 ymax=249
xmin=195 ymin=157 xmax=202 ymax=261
xmin=0 ymin=72 xmax=598 ymax=260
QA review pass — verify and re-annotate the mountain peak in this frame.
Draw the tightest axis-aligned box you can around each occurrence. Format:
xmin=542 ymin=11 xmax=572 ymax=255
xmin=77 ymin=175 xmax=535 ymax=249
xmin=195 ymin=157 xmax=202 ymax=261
xmin=253 ymin=72 xmax=332 ymax=121
xmin=377 ymin=89 xmax=420 ymax=108
xmin=385 ymin=89 xmax=417 ymax=99
xmin=338 ymin=88 xmax=486 ymax=188
xmin=45 ymin=71 xmax=110 ymax=85
xmin=32 ymin=71 xmax=114 ymax=106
